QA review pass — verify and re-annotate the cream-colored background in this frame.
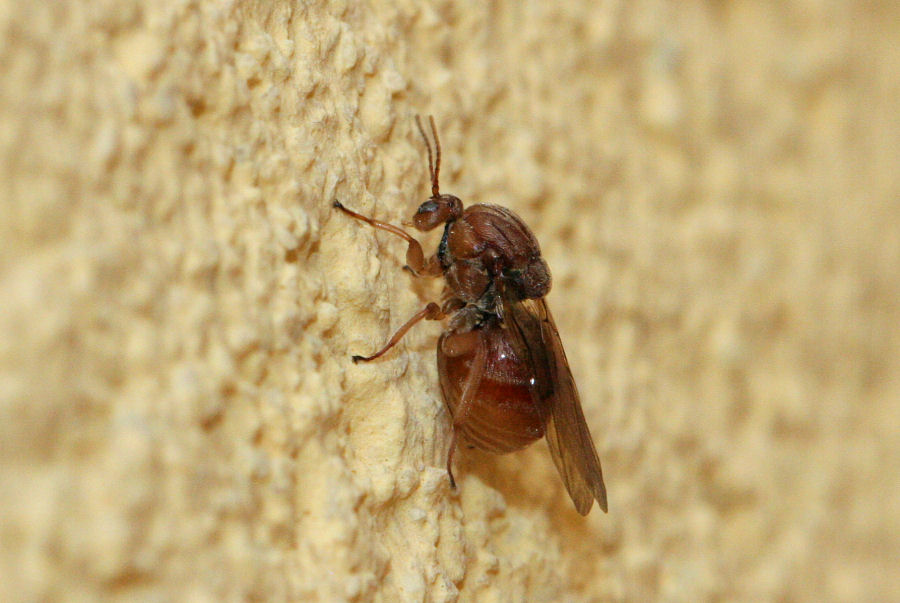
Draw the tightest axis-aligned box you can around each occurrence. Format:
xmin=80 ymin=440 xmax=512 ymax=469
xmin=2 ymin=2 xmax=898 ymax=601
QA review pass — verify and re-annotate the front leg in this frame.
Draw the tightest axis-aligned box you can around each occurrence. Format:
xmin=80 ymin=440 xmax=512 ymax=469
xmin=333 ymin=200 xmax=440 ymax=276
xmin=402 ymin=255 xmax=442 ymax=277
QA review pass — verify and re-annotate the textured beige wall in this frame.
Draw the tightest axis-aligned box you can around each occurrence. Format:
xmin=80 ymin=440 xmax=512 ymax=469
xmin=2 ymin=1 xmax=898 ymax=601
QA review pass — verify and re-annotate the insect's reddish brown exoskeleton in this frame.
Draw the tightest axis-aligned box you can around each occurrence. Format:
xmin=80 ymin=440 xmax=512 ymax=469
xmin=334 ymin=117 xmax=607 ymax=514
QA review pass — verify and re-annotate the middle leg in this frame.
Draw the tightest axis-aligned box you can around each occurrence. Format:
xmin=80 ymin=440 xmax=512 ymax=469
xmin=352 ymin=302 xmax=445 ymax=363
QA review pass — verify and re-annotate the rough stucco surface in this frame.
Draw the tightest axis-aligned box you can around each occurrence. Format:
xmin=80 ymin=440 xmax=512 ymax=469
xmin=1 ymin=1 xmax=898 ymax=601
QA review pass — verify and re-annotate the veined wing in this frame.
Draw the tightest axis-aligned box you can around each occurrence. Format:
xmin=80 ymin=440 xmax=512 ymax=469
xmin=502 ymin=296 xmax=608 ymax=515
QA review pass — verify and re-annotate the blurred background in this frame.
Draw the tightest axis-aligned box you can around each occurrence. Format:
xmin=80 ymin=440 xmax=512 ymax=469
xmin=1 ymin=1 xmax=898 ymax=601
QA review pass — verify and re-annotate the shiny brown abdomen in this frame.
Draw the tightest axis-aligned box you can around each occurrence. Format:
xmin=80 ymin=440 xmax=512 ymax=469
xmin=437 ymin=322 xmax=544 ymax=453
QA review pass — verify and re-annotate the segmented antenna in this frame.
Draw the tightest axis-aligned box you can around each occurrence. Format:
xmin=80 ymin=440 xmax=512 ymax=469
xmin=415 ymin=115 xmax=441 ymax=197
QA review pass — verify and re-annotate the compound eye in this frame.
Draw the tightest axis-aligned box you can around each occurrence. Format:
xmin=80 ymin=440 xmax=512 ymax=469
xmin=416 ymin=200 xmax=439 ymax=215
xmin=413 ymin=200 xmax=448 ymax=231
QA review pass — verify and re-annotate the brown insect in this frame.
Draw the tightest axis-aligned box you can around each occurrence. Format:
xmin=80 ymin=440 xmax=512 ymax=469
xmin=334 ymin=116 xmax=607 ymax=514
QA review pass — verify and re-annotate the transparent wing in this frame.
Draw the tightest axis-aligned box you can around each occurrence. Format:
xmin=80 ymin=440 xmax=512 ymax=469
xmin=502 ymin=296 xmax=608 ymax=515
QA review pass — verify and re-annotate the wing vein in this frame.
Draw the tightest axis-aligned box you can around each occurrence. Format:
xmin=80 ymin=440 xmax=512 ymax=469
xmin=501 ymin=295 xmax=607 ymax=514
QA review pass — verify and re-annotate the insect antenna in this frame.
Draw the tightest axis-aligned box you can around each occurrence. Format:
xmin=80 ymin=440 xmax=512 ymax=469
xmin=429 ymin=115 xmax=441 ymax=197
xmin=415 ymin=114 xmax=442 ymax=197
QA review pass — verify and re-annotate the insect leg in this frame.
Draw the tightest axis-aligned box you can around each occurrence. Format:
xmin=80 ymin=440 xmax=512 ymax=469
xmin=402 ymin=255 xmax=442 ymax=277
xmin=333 ymin=200 xmax=438 ymax=275
xmin=351 ymin=302 xmax=445 ymax=363
xmin=446 ymin=429 xmax=458 ymax=488
xmin=445 ymin=330 xmax=486 ymax=488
